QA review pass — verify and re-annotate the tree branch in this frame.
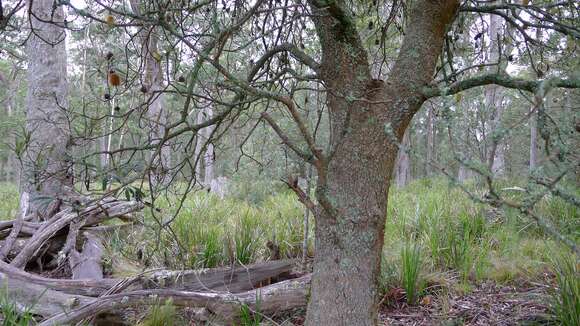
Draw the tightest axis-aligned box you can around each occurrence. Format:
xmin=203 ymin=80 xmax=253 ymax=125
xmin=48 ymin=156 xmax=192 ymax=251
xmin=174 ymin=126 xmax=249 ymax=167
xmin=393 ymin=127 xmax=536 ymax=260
xmin=423 ymin=73 xmax=580 ymax=98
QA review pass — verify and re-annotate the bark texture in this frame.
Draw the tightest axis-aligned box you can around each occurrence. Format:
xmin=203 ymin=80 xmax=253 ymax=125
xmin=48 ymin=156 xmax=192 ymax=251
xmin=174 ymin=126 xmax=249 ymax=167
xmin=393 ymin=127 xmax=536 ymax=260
xmin=305 ymin=0 xmax=459 ymax=324
xmin=22 ymin=0 xmax=72 ymax=218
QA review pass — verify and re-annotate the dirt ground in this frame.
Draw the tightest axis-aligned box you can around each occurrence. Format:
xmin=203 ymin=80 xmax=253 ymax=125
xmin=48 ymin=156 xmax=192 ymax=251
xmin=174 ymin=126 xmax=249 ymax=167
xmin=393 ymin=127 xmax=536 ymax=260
xmin=378 ymin=280 xmax=553 ymax=326
xmin=277 ymin=279 xmax=554 ymax=326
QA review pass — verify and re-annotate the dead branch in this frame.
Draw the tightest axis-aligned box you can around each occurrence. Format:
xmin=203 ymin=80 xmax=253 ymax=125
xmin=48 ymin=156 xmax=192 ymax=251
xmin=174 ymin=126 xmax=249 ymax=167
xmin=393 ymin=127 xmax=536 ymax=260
xmin=39 ymin=274 xmax=311 ymax=326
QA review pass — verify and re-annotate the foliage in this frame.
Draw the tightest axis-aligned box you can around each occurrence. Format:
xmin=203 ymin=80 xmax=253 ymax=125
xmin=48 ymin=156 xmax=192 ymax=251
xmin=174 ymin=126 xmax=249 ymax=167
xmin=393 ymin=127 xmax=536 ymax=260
xmin=0 ymin=287 xmax=36 ymax=326
xmin=400 ymin=242 xmax=423 ymax=305
xmin=0 ymin=183 xmax=19 ymax=220
xmin=549 ymin=254 xmax=580 ymax=326
xmin=137 ymin=299 xmax=182 ymax=326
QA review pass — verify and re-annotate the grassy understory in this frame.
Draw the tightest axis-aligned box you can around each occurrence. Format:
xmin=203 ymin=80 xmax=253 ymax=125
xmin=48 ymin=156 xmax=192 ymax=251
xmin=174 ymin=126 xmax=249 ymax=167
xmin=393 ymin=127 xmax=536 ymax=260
xmin=0 ymin=178 xmax=577 ymax=324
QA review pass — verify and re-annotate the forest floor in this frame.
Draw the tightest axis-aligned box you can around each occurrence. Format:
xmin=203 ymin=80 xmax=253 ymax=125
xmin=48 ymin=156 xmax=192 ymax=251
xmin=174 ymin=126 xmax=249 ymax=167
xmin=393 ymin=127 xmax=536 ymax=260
xmin=378 ymin=280 xmax=552 ymax=326
xmin=276 ymin=277 xmax=553 ymax=326
xmin=0 ymin=179 xmax=575 ymax=325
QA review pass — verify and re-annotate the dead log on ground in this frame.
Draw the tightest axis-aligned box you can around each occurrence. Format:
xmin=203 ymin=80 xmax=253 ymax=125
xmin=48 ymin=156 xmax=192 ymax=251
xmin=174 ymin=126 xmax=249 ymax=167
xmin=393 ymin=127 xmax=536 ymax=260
xmin=0 ymin=259 xmax=295 ymax=297
xmin=39 ymin=274 xmax=311 ymax=326
xmin=9 ymin=200 xmax=143 ymax=268
xmin=70 ymin=232 xmax=105 ymax=279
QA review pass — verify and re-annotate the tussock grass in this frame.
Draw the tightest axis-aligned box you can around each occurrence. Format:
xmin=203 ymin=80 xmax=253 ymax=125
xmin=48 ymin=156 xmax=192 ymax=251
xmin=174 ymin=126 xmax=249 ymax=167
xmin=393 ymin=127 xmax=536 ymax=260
xmin=0 ymin=287 xmax=36 ymax=325
xmin=382 ymin=178 xmax=576 ymax=305
xmin=0 ymin=182 xmax=19 ymax=221
xmin=549 ymin=253 xmax=580 ymax=326
xmin=0 ymin=178 xmax=576 ymax=320
xmin=110 ymin=190 xmax=309 ymax=270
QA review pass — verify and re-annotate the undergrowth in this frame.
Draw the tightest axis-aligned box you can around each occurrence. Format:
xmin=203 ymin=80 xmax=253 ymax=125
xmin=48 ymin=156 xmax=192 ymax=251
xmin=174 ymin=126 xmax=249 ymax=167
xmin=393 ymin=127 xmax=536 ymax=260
xmin=0 ymin=177 xmax=576 ymax=321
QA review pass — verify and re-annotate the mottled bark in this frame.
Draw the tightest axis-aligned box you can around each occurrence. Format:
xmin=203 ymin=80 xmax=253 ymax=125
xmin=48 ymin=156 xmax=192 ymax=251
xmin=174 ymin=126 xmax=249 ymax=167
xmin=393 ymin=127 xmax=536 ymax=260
xmin=305 ymin=0 xmax=459 ymax=324
xmin=22 ymin=0 xmax=72 ymax=219
xmin=203 ymin=105 xmax=216 ymax=190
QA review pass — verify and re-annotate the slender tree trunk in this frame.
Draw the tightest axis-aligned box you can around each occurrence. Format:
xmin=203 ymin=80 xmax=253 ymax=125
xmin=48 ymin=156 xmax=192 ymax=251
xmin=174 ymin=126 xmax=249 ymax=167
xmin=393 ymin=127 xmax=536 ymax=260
xmin=395 ymin=130 xmax=411 ymax=187
xmin=426 ymin=103 xmax=435 ymax=176
xmin=203 ymin=105 xmax=216 ymax=191
xmin=529 ymin=107 xmax=538 ymax=172
xmin=130 ymin=0 xmax=171 ymax=189
xmin=485 ymin=6 xmax=505 ymax=177
xmin=529 ymin=26 xmax=544 ymax=173
xmin=22 ymin=0 xmax=72 ymax=218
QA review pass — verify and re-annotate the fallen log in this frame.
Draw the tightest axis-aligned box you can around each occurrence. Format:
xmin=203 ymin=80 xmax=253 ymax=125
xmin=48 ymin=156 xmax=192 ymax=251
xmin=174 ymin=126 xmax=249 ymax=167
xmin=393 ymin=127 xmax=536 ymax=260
xmin=0 ymin=259 xmax=295 ymax=297
xmin=70 ymin=232 xmax=105 ymax=280
xmin=0 ymin=212 xmax=24 ymax=261
xmin=0 ymin=268 xmax=94 ymax=317
xmin=39 ymin=274 xmax=311 ymax=326
xmin=145 ymin=259 xmax=296 ymax=292
xmin=10 ymin=200 xmax=143 ymax=269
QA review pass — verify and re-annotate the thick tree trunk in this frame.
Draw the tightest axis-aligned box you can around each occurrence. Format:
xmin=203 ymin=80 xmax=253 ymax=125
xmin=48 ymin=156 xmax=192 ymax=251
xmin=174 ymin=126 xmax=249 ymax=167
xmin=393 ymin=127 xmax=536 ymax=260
xmin=305 ymin=0 xmax=458 ymax=324
xmin=22 ymin=0 xmax=72 ymax=218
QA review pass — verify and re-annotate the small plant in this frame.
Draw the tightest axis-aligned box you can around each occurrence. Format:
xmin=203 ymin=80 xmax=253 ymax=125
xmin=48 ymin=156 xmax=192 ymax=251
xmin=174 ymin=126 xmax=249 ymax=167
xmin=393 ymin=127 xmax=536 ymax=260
xmin=401 ymin=242 xmax=423 ymax=305
xmin=0 ymin=287 xmax=36 ymax=326
xmin=239 ymin=292 xmax=262 ymax=326
xmin=549 ymin=254 xmax=579 ymax=326
xmin=138 ymin=299 xmax=180 ymax=326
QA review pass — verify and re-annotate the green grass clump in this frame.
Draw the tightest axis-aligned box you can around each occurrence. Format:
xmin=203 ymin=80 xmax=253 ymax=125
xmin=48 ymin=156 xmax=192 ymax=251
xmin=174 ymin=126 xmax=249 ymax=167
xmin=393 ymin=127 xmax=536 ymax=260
xmin=0 ymin=182 xmax=19 ymax=221
xmin=549 ymin=254 xmax=580 ymax=326
xmin=401 ymin=242 xmax=423 ymax=305
xmin=0 ymin=287 xmax=36 ymax=326
xmin=111 ymin=189 xmax=309 ymax=270
xmin=138 ymin=299 xmax=183 ymax=326
xmin=382 ymin=178 xmax=574 ymax=293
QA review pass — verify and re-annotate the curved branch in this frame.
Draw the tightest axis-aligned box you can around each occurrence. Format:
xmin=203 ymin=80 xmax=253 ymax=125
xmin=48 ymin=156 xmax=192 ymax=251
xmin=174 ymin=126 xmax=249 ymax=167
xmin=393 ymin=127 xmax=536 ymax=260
xmin=423 ymin=73 xmax=580 ymax=98
xmin=248 ymin=43 xmax=320 ymax=80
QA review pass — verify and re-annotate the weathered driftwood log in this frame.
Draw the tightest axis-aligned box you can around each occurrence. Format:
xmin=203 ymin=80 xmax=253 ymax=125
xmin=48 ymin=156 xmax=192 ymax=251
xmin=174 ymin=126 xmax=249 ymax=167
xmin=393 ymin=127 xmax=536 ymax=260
xmin=0 ymin=212 xmax=24 ymax=261
xmin=0 ymin=259 xmax=309 ymax=325
xmin=0 ymin=260 xmax=116 ymax=296
xmin=70 ymin=232 xmax=105 ymax=279
xmin=39 ymin=274 xmax=311 ymax=326
xmin=0 ymin=259 xmax=295 ymax=297
xmin=0 ymin=268 xmax=94 ymax=317
xmin=9 ymin=200 xmax=143 ymax=268
xmin=145 ymin=259 xmax=296 ymax=292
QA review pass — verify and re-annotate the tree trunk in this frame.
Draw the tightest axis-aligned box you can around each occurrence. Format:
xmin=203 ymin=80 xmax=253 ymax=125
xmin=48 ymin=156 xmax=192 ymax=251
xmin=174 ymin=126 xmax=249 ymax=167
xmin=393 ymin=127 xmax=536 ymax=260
xmin=203 ymin=105 xmax=216 ymax=191
xmin=426 ymin=103 xmax=435 ymax=176
xmin=485 ymin=7 xmax=506 ymax=177
xmin=529 ymin=107 xmax=538 ymax=172
xmin=22 ymin=0 xmax=72 ymax=218
xmin=130 ymin=0 xmax=171 ymax=189
xmin=305 ymin=1 xmax=458 ymax=323
xmin=395 ymin=130 xmax=411 ymax=187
